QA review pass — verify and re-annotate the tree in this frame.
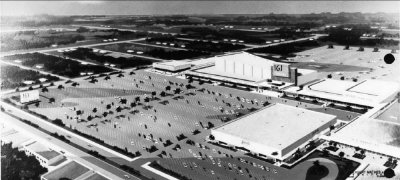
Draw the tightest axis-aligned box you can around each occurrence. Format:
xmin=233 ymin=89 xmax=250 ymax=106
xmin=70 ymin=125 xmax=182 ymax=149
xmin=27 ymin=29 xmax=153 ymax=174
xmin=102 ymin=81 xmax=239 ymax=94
xmin=338 ymin=151 xmax=345 ymax=159
xmin=116 ymin=106 xmax=122 ymax=113
xmin=327 ymin=74 xmax=332 ymax=78
xmin=53 ymin=119 xmax=65 ymax=126
xmin=151 ymin=91 xmax=157 ymax=97
xmin=130 ymin=102 xmax=136 ymax=108
xmin=384 ymin=168 xmax=395 ymax=178
xmin=313 ymin=160 xmax=320 ymax=167
xmin=120 ymin=98 xmax=127 ymax=104
xmin=106 ymin=104 xmax=111 ymax=109
xmin=41 ymin=87 xmax=48 ymax=93
xmin=160 ymin=91 xmax=166 ymax=97
xmin=165 ymin=86 xmax=171 ymax=91
xmin=174 ymin=88 xmax=181 ymax=94
xmin=92 ymin=108 xmax=97 ymax=113
xmin=57 ymin=85 xmax=64 ymax=90
xmin=328 ymin=44 xmax=334 ymax=49
xmin=49 ymin=97 xmax=55 ymax=103
xmin=329 ymin=125 xmax=335 ymax=131
xmin=28 ymin=86 xmax=33 ymax=90
xmin=340 ymin=76 xmax=345 ymax=80
xmin=135 ymin=96 xmax=140 ymax=102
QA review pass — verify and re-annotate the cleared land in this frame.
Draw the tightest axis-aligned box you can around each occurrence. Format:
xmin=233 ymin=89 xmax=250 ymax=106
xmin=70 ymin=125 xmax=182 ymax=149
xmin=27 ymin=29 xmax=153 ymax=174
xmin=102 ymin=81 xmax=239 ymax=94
xmin=292 ymin=45 xmax=400 ymax=84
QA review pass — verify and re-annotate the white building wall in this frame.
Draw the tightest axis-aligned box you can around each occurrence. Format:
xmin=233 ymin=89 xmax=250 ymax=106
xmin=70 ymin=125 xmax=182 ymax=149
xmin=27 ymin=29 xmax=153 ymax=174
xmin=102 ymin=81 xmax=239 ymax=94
xmin=235 ymin=62 xmax=244 ymax=75
xmin=244 ymin=64 xmax=253 ymax=77
xmin=211 ymin=130 xmax=282 ymax=159
xmin=226 ymin=60 xmax=235 ymax=74
xmin=253 ymin=67 xmax=263 ymax=80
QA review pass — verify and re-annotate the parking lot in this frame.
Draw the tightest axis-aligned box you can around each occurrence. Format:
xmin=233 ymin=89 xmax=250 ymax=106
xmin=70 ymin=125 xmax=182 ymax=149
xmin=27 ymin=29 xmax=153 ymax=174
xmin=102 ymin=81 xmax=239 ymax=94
xmin=5 ymin=67 xmax=363 ymax=179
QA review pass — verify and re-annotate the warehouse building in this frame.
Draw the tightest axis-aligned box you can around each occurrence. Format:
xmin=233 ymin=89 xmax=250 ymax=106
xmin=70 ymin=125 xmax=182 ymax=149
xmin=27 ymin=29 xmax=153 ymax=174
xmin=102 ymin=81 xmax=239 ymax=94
xmin=211 ymin=103 xmax=337 ymax=162
xmin=186 ymin=52 xmax=318 ymax=91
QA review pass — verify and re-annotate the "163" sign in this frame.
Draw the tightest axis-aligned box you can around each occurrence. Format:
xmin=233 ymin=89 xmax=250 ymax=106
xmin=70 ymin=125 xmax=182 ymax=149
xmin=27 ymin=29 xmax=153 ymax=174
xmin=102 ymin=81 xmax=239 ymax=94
xmin=272 ymin=63 xmax=290 ymax=77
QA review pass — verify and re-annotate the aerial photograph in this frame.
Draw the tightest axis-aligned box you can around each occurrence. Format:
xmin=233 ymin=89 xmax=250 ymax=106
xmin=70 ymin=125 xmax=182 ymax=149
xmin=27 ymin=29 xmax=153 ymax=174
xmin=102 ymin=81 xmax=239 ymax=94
xmin=1 ymin=1 xmax=399 ymax=180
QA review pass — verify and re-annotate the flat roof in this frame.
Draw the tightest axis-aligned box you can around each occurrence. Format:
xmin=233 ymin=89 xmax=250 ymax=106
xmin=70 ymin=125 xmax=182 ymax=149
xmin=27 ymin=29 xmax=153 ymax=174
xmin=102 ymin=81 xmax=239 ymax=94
xmin=155 ymin=60 xmax=191 ymax=66
xmin=25 ymin=141 xmax=61 ymax=160
xmin=215 ymin=52 xmax=276 ymax=65
xmin=84 ymin=173 xmax=109 ymax=180
xmin=213 ymin=103 xmax=336 ymax=151
xmin=328 ymin=118 xmax=400 ymax=158
xmin=42 ymin=161 xmax=90 ymax=180
xmin=291 ymin=79 xmax=399 ymax=107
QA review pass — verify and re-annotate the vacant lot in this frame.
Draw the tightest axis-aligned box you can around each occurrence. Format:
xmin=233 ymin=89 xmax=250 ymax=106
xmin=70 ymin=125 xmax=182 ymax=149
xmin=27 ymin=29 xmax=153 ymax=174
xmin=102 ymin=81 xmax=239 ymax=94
xmin=59 ymin=47 xmax=155 ymax=69
xmin=1 ymin=64 xmax=60 ymax=90
xmin=292 ymin=45 xmax=400 ymax=83
xmin=2 ymin=53 xmax=113 ymax=78
xmin=95 ymin=43 xmax=210 ymax=60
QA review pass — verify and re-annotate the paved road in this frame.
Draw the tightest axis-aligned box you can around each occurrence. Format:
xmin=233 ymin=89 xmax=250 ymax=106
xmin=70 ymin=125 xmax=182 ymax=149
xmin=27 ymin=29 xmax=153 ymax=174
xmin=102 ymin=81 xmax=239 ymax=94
xmin=0 ymin=111 xmax=135 ymax=180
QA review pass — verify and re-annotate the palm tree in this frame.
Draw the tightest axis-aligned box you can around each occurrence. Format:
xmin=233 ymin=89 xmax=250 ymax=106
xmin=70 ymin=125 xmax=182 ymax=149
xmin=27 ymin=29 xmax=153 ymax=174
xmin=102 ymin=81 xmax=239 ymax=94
xmin=313 ymin=160 xmax=320 ymax=167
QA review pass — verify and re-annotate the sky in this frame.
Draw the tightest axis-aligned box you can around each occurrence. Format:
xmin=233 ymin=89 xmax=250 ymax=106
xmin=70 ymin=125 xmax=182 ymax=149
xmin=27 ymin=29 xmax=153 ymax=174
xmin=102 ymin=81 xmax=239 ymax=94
xmin=1 ymin=1 xmax=399 ymax=16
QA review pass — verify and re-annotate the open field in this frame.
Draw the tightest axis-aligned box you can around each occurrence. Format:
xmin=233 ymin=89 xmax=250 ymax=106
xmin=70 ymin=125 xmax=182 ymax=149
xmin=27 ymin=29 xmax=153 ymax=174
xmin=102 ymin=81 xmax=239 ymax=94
xmin=1 ymin=64 xmax=60 ymax=90
xmin=94 ymin=43 xmax=210 ymax=60
xmin=48 ymin=47 xmax=156 ymax=69
xmin=141 ymin=37 xmax=246 ymax=52
xmin=2 ymin=53 xmax=113 ymax=78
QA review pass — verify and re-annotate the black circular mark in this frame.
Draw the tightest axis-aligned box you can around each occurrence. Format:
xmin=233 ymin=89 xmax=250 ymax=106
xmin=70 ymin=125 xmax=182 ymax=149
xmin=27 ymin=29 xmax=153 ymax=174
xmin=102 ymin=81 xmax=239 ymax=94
xmin=384 ymin=53 xmax=395 ymax=64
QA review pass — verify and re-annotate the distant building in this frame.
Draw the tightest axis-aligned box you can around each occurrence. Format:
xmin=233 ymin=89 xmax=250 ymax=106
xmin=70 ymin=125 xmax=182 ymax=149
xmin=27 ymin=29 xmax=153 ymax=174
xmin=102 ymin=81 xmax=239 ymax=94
xmin=211 ymin=103 xmax=337 ymax=162
xmin=41 ymin=160 xmax=109 ymax=180
xmin=326 ymin=118 xmax=400 ymax=158
xmin=152 ymin=61 xmax=192 ymax=73
xmin=22 ymin=141 xmax=64 ymax=168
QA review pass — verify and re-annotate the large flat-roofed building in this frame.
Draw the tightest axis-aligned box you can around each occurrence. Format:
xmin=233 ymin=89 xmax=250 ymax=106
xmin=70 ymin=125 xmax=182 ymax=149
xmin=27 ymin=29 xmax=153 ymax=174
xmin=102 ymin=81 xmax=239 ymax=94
xmin=285 ymin=79 xmax=399 ymax=107
xmin=326 ymin=118 xmax=400 ymax=158
xmin=214 ymin=52 xmax=276 ymax=81
xmin=22 ymin=140 xmax=64 ymax=168
xmin=41 ymin=160 xmax=109 ymax=180
xmin=186 ymin=52 xmax=318 ymax=89
xmin=211 ymin=103 xmax=337 ymax=161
